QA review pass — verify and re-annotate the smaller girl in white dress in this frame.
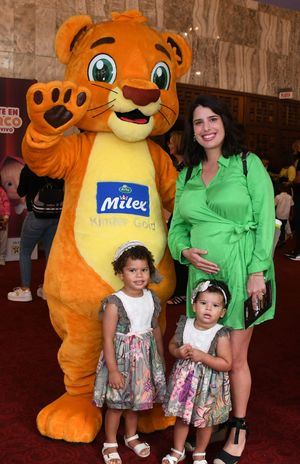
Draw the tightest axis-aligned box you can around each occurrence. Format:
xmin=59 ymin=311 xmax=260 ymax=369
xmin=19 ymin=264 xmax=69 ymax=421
xmin=162 ymin=280 xmax=232 ymax=464
xmin=93 ymin=241 xmax=166 ymax=464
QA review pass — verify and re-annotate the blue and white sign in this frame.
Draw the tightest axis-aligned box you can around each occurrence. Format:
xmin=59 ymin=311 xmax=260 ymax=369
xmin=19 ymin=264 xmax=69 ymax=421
xmin=97 ymin=182 xmax=150 ymax=217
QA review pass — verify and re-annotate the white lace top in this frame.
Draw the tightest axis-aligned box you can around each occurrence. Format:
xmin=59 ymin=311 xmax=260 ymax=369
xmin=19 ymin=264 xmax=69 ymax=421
xmin=115 ymin=289 xmax=154 ymax=333
xmin=183 ymin=319 xmax=223 ymax=352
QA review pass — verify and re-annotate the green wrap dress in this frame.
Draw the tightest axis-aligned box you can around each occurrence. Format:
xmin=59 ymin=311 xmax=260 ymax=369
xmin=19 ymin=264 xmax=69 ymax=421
xmin=168 ymin=153 xmax=276 ymax=329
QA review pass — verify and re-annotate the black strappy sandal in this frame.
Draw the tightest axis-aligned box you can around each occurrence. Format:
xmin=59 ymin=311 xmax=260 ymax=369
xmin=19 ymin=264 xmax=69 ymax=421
xmin=167 ymin=296 xmax=186 ymax=305
xmin=213 ymin=417 xmax=248 ymax=464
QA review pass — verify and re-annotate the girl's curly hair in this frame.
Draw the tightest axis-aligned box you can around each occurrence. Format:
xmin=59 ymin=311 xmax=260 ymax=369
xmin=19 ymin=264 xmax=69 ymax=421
xmin=112 ymin=245 xmax=156 ymax=277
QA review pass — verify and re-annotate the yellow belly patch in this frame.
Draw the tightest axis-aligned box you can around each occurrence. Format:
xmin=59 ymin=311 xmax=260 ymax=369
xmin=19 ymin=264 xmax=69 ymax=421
xmin=74 ymin=132 xmax=167 ymax=289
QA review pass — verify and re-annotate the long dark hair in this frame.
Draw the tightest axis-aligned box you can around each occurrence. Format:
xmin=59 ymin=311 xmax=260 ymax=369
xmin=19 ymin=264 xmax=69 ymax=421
xmin=184 ymin=94 xmax=245 ymax=166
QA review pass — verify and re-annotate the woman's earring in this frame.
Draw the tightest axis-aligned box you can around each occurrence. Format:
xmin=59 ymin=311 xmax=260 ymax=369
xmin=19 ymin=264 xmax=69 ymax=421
xmin=193 ymin=134 xmax=196 ymax=142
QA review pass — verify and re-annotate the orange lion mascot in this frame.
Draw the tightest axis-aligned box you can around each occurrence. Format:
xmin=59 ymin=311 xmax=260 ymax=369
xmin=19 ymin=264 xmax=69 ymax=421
xmin=23 ymin=10 xmax=191 ymax=442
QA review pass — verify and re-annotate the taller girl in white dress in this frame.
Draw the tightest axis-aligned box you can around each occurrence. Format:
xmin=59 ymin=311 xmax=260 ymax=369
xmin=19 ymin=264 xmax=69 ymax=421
xmin=93 ymin=241 xmax=166 ymax=464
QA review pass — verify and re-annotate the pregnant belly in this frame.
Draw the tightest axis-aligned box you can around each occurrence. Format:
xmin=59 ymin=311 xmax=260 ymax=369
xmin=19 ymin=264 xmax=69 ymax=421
xmin=190 ymin=223 xmax=231 ymax=268
xmin=190 ymin=221 xmax=255 ymax=275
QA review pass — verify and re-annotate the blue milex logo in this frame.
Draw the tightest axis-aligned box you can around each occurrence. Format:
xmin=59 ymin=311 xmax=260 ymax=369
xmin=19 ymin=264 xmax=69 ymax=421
xmin=97 ymin=182 xmax=150 ymax=217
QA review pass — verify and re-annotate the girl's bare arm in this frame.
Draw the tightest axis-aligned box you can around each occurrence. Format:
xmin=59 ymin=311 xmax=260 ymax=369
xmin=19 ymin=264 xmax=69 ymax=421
xmin=153 ymin=324 xmax=164 ymax=361
xmin=102 ymin=303 xmax=124 ymax=389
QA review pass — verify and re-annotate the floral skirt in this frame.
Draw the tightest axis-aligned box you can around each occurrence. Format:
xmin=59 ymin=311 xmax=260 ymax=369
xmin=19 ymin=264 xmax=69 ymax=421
xmin=163 ymin=358 xmax=231 ymax=427
xmin=93 ymin=331 xmax=166 ymax=410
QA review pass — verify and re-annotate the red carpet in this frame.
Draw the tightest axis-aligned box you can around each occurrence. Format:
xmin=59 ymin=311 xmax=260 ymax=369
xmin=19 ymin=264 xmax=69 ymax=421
xmin=0 ymin=248 xmax=299 ymax=463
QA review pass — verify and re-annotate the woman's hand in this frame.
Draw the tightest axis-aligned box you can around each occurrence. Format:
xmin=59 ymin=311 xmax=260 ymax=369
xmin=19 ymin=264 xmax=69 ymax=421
xmin=182 ymin=248 xmax=220 ymax=273
xmin=247 ymin=274 xmax=266 ymax=309
xmin=108 ymin=370 xmax=125 ymax=390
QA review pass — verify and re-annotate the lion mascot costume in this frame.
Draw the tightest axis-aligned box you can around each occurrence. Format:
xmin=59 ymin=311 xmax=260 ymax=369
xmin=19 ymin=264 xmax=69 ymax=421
xmin=22 ymin=10 xmax=191 ymax=442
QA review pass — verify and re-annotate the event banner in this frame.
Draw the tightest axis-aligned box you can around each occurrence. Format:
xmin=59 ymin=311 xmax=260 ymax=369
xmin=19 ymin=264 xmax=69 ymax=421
xmin=0 ymin=77 xmax=37 ymax=261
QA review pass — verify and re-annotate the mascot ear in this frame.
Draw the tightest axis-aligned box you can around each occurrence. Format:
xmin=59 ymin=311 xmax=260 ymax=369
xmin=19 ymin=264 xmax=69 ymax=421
xmin=161 ymin=32 xmax=192 ymax=79
xmin=55 ymin=15 xmax=93 ymax=65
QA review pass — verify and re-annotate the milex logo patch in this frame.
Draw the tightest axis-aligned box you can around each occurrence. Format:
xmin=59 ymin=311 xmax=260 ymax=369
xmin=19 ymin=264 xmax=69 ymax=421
xmin=97 ymin=182 xmax=150 ymax=217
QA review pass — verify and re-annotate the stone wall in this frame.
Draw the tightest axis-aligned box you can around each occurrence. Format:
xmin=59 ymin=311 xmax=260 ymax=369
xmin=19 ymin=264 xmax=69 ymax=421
xmin=1 ymin=0 xmax=299 ymax=100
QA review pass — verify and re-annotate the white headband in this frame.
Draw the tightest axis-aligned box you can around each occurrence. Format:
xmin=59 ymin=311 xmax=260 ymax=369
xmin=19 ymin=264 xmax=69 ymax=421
xmin=114 ymin=240 xmax=146 ymax=261
xmin=191 ymin=280 xmax=228 ymax=305
xmin=113 ymin=240 xmax=162 ymax=284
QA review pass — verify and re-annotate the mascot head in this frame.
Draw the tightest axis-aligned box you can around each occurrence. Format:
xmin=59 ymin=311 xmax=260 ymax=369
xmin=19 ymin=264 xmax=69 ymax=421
xmin=55 ymin=10 xmax=192 ymax=142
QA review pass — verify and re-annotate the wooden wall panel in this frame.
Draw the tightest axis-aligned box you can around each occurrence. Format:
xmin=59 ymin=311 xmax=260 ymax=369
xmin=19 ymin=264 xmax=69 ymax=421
xmin=244 ymin=128 xmax=278 ymax=165
xmin=278 ymin=101 xmax=300 ymax=129
xmin=244 ymin=97 xmax=278 ymax=127
xmin=177 ymin=84 xmax=244 ymax=123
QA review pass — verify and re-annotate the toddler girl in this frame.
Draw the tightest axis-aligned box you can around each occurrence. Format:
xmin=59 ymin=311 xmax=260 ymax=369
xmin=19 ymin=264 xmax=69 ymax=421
xmin=162 ymin=280 xmax=232 ymax=464
xmin=93 ymin=241 xmax=166 ymax=464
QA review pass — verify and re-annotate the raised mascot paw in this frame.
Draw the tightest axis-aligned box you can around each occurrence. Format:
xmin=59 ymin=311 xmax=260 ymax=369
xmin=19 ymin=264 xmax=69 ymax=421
xmin=37 ymin=392 xmax=102 ymax=443
xmin=137 ymin=404 xmax=176 ymax=433
xmin=26 ymin=81 xmax=90 ymax=135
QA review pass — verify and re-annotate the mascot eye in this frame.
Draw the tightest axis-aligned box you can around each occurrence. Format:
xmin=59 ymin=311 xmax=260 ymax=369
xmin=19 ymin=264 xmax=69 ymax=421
xmin=88 ymin=54 xmax=117 ymax=84
xmin=151 ymin=62 xmax=170 ymax=90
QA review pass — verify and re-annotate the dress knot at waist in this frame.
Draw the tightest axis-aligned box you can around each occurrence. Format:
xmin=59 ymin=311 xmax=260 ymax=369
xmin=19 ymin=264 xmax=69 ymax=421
xmin=229 ymin=222 xmax=257 ymax=243
xmin=116 ymin=328 xmax=153 ymax=339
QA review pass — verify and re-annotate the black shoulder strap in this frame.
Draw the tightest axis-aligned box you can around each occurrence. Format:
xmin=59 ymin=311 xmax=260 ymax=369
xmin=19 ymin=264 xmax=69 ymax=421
xmin=241 ymin=151 xmax=249 ymax=177
xmin=184 ymin=166 xmax=193 ymax=184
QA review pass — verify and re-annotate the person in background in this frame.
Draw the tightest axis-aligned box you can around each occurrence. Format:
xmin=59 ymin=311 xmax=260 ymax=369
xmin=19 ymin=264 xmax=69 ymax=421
xmin=278 ymin=154 xmax=296 ymax=185
xmin=275 ymin=183 xmax=294 ymax=246
xmin=285 ymin=159 xmax=300 ymax=261
xmin=292 ymin=139 xmax=300 ymax=170
xmin=168 ymin=131 xmax=185 ymax=172
xmin=7 ymin=165 xmax=63 ymax=302
xmin=168 ymin=94 xmax=276 ymax=464
xmin=167 ymin=131 xmax=188 ymax=305
xmin=0 ymin=184 xmax=11 ymax=265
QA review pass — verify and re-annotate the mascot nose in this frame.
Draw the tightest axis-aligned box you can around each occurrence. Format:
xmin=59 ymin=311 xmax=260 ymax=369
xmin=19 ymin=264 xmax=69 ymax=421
xmin=122 ymin=85 xmax=160 ymax=106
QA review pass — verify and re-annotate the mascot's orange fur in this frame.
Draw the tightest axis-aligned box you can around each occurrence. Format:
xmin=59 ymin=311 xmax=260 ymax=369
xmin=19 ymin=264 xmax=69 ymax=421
xmin=23 ymin=10 xmax=191 ymax=442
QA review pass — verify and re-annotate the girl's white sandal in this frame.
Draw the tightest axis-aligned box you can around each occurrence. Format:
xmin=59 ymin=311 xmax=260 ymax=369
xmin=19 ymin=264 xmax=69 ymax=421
xmin=102 ymin=442 xmax=122 ymax=464
xmin=124 ymin=434 xmax=150 ymax=458
xmin=162 ymin=448 xmax=186 ymax=463
xmin=193 ymin=451 xmax=208 ymax=464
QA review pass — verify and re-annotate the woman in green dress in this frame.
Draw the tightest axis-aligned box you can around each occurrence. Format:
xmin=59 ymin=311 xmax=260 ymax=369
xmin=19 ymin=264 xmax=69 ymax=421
xmin=168 ymin=95 xmax=275 ymax=464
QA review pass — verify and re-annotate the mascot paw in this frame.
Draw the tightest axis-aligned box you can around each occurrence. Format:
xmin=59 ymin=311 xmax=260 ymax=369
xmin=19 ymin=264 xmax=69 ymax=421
xmin=137 ymin=404 xmax=175 ymax=433
xmin=37 ymin=392 xmax=102 ymax=443
xmin=26 ymin=81 xmax=90 ymax=135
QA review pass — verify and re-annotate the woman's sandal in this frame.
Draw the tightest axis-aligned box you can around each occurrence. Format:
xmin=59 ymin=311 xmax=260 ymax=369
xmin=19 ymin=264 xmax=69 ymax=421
xmin=102 ymin=442 xmax=122 ymax=464
xmin=213 ymin=417 xmax=248 ymax=464
xmin=162 ymin=448 xmax=186 ymax=463
xmin=193 ymin=451 xmax=208 ymax=464
xmin=124 ymin=434 xmax=150 ymax=458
